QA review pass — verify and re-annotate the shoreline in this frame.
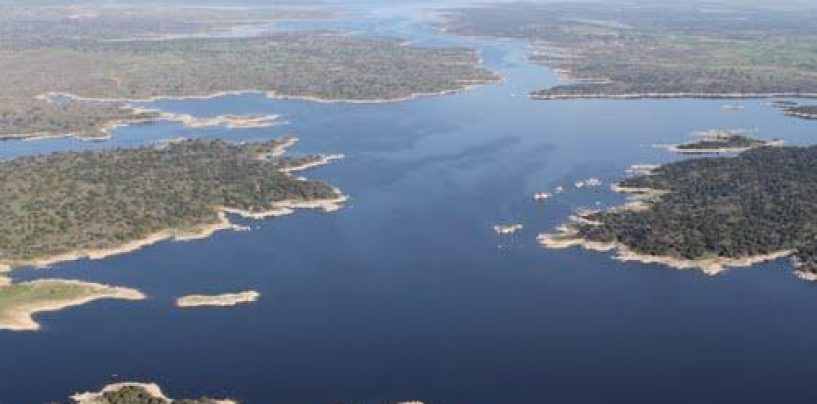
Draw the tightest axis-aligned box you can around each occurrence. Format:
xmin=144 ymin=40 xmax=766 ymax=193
xmin=38 ymin=76 xmax=500 ymax=106
xmin=0 ymin=279 xmax=145 ymax=332
xmin=539 ymin=182 xmax=797 ymax=276
xmin=531 ymin=92 xmax=817 ymax=100
xmin=279 ymin=154 xmax=345 ymax=173
xmin=8 ymin=110 xmax=284 ymax=143
xmin=176 ymin=290 xmax=260 ymax=308
xmin=0 ymin=193 xmax=348 ymax=277
xmin=537 ymin=226 xmax=793 ymax=276
xmin=655 ymin=140 xmax=784 ymax=155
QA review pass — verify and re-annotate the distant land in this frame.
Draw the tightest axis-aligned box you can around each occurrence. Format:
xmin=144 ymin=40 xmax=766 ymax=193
xmin=540 ymin=145 xmax=817 ymax=280
xmin=0 ymin=5 xmax=499 ymax=140
xmin=442 ymin=2 xmax=817 ymax=99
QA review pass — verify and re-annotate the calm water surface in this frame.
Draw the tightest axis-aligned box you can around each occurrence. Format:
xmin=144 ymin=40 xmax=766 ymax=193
xmin=2 ymin=6 xmax=817 ymax=404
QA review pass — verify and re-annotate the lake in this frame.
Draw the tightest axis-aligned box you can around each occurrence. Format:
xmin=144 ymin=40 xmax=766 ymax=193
xmin=2 ymin=4 xmax=817 ymax=403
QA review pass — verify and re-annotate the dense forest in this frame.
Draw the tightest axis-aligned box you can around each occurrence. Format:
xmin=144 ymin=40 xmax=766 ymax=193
xmin=572 ymin=146 xmax=817 ymax=276
xmin=0 ymin=139 xmax=340 ymax=264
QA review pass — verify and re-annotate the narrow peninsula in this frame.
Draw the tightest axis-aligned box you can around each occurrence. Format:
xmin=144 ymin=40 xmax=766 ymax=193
xmin=539 ymin=145 xmax=817 ymax=279
xmin=0 ymin=280 xmax=144 ymax=331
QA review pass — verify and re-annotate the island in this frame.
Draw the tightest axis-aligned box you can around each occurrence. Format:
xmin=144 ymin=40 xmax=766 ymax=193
xmin=659 ymin=130 xmax=783 ymax=154
xmin=0 ymin=279 xmax=144 ymax=331
xmin=1 ymin=6 xmax=499 ymax=140
xmin=176 ymin=291 xmax=260 ymax=308
xmin=539 ymin=145 xmax=817 ymax=280
xmin=71 ymin=382 xmax=235 ymax=404
xmin=0 ymin=138 xmax=346 ymax=272
xmin=442 ymin=2 xmax=817 ymax=100
xmin=494 ymin=224 xmax=524 ymax=235
xmin=782 ymin=105 xmax=817 ymax=120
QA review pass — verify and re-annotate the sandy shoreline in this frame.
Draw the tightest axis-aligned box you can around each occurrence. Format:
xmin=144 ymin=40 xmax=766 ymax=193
xmin=537 ymin=226 xmax=792 ymax=276
xmin=0 ymin=193 xmax=347 ymax=275
xmin=71 ymin=382 xmax=237 ymax=404
xmin=8 ymin=109 xmax=283 ymax=143
xmin=0 ymin=279 xmax=145 ymax=332
xmin=39 ymin=77 xmax=500 ymax=106
xmin=176 ymin=290 xmax=260 ymax=308
xmin=279 ymin=154 xmax=345 ymax=173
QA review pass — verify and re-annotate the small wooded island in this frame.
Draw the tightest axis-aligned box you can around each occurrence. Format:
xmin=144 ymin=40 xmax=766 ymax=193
xmin=539 ymin=145 xmax=817 ymax=279
xmin=783 ymin=105 xmax=817 ymax=120
xmin=0 ymin=138 xmax=345 ymax=271
xmin=71 ymin=382 xmax=235 ymax=404
xmin=661 ymin=130 xmax=782 ymax=154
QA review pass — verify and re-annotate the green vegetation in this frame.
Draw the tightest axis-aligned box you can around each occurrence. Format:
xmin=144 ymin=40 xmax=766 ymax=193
xmin=0 ymin=279 xmax=144 ymax=331
xmin=442 ymin=2 xmax=817 ymax=98
xmin=0 ymin=6 xmax=497 ymax=139
xmin=571 ymin=146 xmax=817 ymax=276
xmin=667 ymin=130 xmax=780 ymax=153
xmin=676 ymin=135 xmax=766 ymax=151
xmin=0 ymin=139 xmax=339 ymax=265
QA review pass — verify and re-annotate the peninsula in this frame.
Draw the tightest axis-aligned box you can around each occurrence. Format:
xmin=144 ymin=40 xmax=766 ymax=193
xmin=0 ymin=279 xmax=144 ymax=331
xmin=71 ymin=382 xmax=236 ymax=404
xmin=539 ymin=145 xmax=817 ymax=279
xmin=443 ymin=2 xmax=817 ymax=100
xmin=0 ymin=138 xmax=345 ymax=272
xmin=176 ymin=291 xmax=260 ymax=308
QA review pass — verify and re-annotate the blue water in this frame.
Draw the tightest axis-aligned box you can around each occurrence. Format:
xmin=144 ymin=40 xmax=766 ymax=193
xmin=3 ymin=5 xmax=817 ymax=404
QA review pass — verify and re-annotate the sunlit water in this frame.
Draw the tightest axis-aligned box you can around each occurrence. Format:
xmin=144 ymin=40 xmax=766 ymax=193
xmin=2 ymin=5 xmax=817 ymax=403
